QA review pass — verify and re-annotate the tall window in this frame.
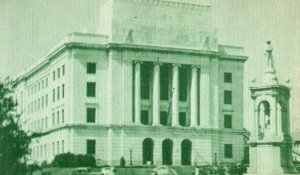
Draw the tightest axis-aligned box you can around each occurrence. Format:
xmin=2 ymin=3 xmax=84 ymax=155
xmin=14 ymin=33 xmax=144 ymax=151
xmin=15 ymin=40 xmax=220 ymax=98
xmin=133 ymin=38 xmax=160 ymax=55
xmin=87 ymin=108 xmax=96 ymax=123
xmin=57 ymin=111 xmax=60 ymax=125
xmin=46 ymin=117 xmax=48 ymax=128
xmin=62 ymin=109 xmax=64 ymax=124
xmin=224 ymin=91 xmax=232 ymax=104
xmin=224 ymin=115 xmax=232 ymax=128
xmin=57 ymin=68 xmax=60 ymax=78
xmin=160 ymin=64 xmax=171 ymax=100
xmin=224 ymin=144 xmax=233 ymax=158
xmin=62 ymin=140 xmax=64 ymax=153
xmin=87 ymin=82 xmax=96 ymax=97
xmin=224 ymin=72 xmax=232 ymax=83
xmin=57 ymin=87 xmax=60 ymax=100
xmin=46 ymin=78 xmax=48 ymax=87
xmin=52 ymin=113 xmax=55 ymax=126
xmin=87 ymin=63 xmax=96 ymax=74
xmin=87 ymin=140 xmax=96 ymax=154
xmin=46 ymin=95 xmax=48 ymax=107
xmin=62 ymin=84 xmax=65 ymax=98
xmin=53 ymin=71 xmax=55 ymax=81
xmin=53 ymin=89 xmax=55 ymax=102
xmin=62 ymin=65 xmax=65 ymax=76
xmin=141 ymin=63 xmax=151 ymax=99
xmin=179 ymin=67 xmax=188 ymax=101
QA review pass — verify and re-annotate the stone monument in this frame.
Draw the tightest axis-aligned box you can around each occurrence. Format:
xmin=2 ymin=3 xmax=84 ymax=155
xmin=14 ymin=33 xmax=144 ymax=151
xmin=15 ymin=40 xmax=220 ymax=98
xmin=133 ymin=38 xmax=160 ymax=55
xmin=246 ymin=41 xmax=299 ymax=175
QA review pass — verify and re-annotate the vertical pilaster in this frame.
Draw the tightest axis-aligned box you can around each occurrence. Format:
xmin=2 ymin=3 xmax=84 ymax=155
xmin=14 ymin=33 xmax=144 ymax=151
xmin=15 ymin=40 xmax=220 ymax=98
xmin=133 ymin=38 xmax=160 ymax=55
xmin=152 ymin=63 xmax=161 ymax=125
xmin=172 ymin=64 xmax=179 ymax=126
xmin=134 ymin=61 xmax=142 ymax=125
xmin=200 ymin=65 xmax=210 ymax=128
xmin=190 ymin=66 xmax=198 ymax=127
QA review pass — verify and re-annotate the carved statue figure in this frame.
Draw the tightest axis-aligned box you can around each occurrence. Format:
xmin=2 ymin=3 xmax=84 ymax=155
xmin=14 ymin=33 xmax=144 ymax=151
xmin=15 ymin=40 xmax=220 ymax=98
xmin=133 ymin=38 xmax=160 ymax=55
xmin=265 ymin=41 xmax=274 ymax=68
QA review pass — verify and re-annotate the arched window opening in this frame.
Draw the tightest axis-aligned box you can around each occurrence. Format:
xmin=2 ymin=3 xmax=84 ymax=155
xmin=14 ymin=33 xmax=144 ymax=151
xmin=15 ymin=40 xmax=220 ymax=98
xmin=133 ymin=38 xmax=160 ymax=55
xmin=181 ymin=139 xmax=192 ymax=165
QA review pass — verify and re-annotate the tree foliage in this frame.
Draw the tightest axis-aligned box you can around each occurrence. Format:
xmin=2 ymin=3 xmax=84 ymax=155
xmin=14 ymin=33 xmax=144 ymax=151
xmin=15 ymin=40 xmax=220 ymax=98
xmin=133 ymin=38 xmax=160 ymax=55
xmin=0 ymin=83 xmax=31 ymax=175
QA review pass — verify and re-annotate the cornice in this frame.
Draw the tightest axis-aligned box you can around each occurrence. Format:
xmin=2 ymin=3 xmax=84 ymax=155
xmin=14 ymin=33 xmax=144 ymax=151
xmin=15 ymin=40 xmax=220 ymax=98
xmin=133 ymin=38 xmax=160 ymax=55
xmin=116 ymin=0 xmax=211 ymax=9
xmin=13 ymin=40 xmax=247 ymax=85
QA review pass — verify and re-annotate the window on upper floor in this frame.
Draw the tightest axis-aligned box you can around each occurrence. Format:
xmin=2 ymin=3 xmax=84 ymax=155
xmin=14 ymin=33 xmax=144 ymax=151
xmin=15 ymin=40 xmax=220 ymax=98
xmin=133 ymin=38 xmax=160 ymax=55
xmin=224 ymin=90 xmax=232 ymax=105
xmin=224 ymin=72 xmax=232 ymax=83
xmin=224 ymin=144 xmax=233 ymax=158
xmin=57 ymin=86 xmax=60 ymax=100
xmin=46 ymin=78 xmax=48 ymax=87
xmin=141 ymin=63 xmax=151 ymax=99
xmin=224 ymin=115 xmax=232 ymax=129
xmin=46 ymin=94 xmax=48 ymax=107
xmin=62 ymin=84 xmax=65 ymax=98
xmin=87 ymin=62 xmax=96 ymax=74
xmin=160 ymin=111 xmax=168 ymax=126
xmin=160 ymin=64 xmax=171 ymax=100
xmin=57 ymin=111 xmax=60 ymax=125
xmin=87 ymin=82 xmax=96 ymax=97
xmin=57 ymin=68 xmax=60 ymax=78
xmin=53 ymin=71 xmax=55 ymax=81
xmin=62 ymin=109 xmax=64 ymax=124
xmin=52 ymin=112 xmax=55 ymax=126
xmin=179 ymin=67 xmax=188 ymax=101
xmin=53 ymin=89 xmax=55 ymax=102
xmin=86 ymin=108 xmax=96 ymax=123
xmin=179 ymin=112 xmax=187 ymax=126
xmin=141 ymin=110 xmax=149 ymax=125
xmin=62 ymin=65 xmax=65 ymax=76
xmin=87 ymin=140 xmax=96 ymax=154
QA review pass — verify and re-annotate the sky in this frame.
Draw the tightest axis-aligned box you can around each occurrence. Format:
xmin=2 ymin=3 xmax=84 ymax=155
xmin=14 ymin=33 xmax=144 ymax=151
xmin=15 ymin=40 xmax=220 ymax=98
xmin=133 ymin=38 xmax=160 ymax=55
xmin=0 ymin=0 xmax=299 ymax=131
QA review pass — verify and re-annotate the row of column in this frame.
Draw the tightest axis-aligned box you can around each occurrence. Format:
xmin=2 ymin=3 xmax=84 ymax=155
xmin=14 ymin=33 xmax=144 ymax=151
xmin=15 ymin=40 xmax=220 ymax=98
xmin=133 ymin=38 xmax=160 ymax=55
xmin=134 ymin=61 xmax=210 ymax=127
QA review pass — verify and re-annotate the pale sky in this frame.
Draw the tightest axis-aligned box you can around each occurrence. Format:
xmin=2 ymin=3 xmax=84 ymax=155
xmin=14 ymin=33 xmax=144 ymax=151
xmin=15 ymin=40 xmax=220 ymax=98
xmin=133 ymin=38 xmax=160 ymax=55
xmin=0 ymin=0 xmax=299 ymax=131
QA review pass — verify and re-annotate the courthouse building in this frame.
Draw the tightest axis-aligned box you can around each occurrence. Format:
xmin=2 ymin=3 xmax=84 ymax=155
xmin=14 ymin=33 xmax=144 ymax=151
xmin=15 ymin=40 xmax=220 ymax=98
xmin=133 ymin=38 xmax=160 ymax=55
xmin=10 ymin=0 xmax=247 ymax=166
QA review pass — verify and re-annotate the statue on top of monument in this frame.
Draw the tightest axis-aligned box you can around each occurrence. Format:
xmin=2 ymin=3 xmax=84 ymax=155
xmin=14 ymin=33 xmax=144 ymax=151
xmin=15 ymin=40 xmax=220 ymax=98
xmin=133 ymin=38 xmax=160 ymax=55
xmin=265 ymin=41 xmax=274 ymax=68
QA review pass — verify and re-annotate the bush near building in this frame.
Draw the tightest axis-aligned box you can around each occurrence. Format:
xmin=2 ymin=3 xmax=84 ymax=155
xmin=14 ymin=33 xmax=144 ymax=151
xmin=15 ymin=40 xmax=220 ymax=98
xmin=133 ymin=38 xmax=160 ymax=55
xmin=52 ymin=152 xmax=96 ymax=167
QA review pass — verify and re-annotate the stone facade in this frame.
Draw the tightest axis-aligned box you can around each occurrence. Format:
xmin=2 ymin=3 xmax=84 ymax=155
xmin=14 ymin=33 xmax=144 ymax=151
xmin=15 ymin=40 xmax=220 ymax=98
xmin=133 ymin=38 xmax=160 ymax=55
xmin=11 ymin=0 xmax=247 ymax=166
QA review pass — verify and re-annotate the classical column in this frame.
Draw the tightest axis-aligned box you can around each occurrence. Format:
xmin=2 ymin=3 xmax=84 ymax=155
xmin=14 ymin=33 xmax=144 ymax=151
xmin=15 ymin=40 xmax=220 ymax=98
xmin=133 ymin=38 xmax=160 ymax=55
xmin=190 ymin=66 xmax=198 ymax=127
xmin=172 ymin=64 xmax=179 ymax=126
xmin=134 ymin=61 xmax=142 ymax=125
xmin=152 ymin=62 xmax=161 ymax=125
xmin=200 ymin=65 xmax=210 ymax=128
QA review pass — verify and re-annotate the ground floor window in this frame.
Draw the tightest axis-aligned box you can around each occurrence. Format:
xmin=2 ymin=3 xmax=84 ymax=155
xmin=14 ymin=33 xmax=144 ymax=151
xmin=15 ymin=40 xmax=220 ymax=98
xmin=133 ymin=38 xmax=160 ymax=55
xmin=224 ymin=144 xmax=233 ymax=158
xmin=87 ymin=140 xmax=96 ymax=155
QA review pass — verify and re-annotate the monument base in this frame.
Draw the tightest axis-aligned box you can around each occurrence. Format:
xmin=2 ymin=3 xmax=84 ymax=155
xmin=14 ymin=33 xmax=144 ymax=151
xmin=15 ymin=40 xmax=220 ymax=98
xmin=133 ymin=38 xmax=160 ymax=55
xmin=245 ymin=142 xmax=299 ymax=175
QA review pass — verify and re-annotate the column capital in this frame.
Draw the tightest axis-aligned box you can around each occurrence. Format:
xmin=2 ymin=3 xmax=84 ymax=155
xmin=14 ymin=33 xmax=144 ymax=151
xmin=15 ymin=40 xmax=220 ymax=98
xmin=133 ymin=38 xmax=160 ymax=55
xmin=153 ymin=62 xmax=163 ymax=66
xmin=191 ymin=65 xmax=200 ymax=69
xmin=172 ymin=63 xmax=181 ymax=67
xmin=134 ymin=61 xmax=143 ymax=64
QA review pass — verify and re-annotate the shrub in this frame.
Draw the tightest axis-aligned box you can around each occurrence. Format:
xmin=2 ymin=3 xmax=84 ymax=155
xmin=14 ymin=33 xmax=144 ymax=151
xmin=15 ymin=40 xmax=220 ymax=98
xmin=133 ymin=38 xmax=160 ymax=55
xmin=120 ymin=156 xmax=126 ymax=167
xmin=52 ymin=152 xmax=96 ymax=167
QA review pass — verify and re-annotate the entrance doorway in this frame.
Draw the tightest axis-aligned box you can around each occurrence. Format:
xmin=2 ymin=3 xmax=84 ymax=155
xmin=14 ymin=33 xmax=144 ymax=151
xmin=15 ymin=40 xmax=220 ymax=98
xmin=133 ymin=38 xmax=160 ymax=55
xmin=143 ymin=138 xmax=154 ymax=164
xmin=162 ymin=139 xmax=173 ymax=165
xmin=181 ymin=139 xmax=192 ymax=165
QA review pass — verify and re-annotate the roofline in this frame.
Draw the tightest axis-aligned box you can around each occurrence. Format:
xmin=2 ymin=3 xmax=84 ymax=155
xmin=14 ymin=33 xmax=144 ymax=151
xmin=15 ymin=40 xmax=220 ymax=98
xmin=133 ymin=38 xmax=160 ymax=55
xmin=12 ymin=36 xmax=248 ymax=85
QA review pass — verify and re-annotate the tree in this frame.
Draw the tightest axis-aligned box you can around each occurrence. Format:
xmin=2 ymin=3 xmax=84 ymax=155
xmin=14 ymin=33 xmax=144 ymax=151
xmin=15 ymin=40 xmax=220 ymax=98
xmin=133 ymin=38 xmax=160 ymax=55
xmin=0 ymin=83 xmax=31 ymax=175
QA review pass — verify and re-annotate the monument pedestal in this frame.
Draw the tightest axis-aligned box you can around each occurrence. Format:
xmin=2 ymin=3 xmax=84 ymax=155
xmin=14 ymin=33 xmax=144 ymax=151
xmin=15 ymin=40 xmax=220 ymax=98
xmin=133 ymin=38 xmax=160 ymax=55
xmin=246 ymin=141 xmax=299 ymax=175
